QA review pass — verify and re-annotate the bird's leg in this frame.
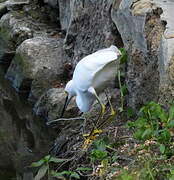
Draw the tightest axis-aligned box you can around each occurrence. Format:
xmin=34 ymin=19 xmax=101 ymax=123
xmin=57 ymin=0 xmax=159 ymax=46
xmin=105 ymin=89 xmax=116 ymax=116
xmin=97 ymin=90 xmax=116 ymax=129
xmin=88 ymin=87 xmax=106 ymax=127
xmin=94 ymin=93 xmax=106 ymax=127
xmin=82 ymin=87 xmax=106 ymax=150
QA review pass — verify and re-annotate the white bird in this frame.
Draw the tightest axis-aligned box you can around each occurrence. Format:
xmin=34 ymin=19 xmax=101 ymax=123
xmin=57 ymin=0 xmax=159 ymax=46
xmin=61 ymin=45 xmax=121 ymax=121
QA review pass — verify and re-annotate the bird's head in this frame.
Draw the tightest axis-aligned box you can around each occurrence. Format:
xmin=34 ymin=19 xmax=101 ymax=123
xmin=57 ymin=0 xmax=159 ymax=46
xmin=61 ymin=80 xmax=76 ymax=117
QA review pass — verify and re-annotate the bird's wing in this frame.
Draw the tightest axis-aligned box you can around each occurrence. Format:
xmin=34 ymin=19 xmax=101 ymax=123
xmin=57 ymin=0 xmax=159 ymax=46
xmin=92 ymin=59 xmax=119 ymax=93
xmin=73 ymin=48 xmax=120 ymax=92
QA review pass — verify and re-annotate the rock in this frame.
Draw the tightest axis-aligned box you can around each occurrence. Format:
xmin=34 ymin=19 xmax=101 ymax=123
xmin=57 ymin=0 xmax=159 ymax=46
xmin=44 ymin=0 xmax=58 ymax=8
xmin=111 ymin=0 xmax=174 ymax=108
xmin=5 ymin=0 xmax=29 ymax=11
xmin=33 ymin=88 xmax=78 ymax=121
xmin=0 ymin=9 xmax=60 ymax=65
xmin=0 ymin=12 xmax=33 ymax=64
xmin=28 ymin=68 xmax=63 ymax=102
xmin=58 ymin=0 xmax=123 ymax=68
xmin=0 ymin=75 xmax=56 ymax=179
xmin=0 ymin=0 xmax=29 ymax=18
xmin=0 ymin=2 xmax=7 ymax=18
xmin=5 ymin=37 xmax=69 ymax=92
xmin=156 ymin=0 xmax=174 ymax=106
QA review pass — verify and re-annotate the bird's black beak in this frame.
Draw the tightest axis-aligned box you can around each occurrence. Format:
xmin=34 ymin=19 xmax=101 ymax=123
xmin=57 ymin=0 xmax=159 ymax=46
xmin=60 ymin=92 xmax=72 ymax=118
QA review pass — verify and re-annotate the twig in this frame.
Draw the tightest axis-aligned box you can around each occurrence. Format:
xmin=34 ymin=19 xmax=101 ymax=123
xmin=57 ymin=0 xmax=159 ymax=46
xmin=117 ymin=156 xmax=133 ymax=161
xmin=46 ymin=117 xmax=86 ymax=126
xmin=114 ymin=127 xmax=118 ymax=138
xmin=106 ymin=145 xmax=118 ymax=152
xmin=119 ymin=136 xmax=133 ymax=139
xmin=56 ymin=157 xmax=75 ymax=171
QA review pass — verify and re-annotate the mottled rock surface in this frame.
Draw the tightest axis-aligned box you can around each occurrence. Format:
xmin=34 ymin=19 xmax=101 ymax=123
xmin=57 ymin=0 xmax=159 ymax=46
xmin=111 ymin=0 xmax=174 ymax=108
xmin=59 ymin=0 xmax=123 ymax=68
xmin=0 ymin=67 xmax=55 ymax=180
xmin=34 ymin=88 xmax=78 ymax=121
xmin=0 ymin=2 xmax=7 ymax=18
xmin=6 ymin=37 xmax=69 ymax=92
xmin=0 ymin=12 xmax=33 ymax=64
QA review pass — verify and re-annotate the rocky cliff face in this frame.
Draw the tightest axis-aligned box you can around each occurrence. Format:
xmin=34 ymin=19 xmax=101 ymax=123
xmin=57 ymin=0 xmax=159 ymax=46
xmin=112 ymin=0 xmax=174 ymax=108
xmin=0 ymin=0 xmax=174 ymax=179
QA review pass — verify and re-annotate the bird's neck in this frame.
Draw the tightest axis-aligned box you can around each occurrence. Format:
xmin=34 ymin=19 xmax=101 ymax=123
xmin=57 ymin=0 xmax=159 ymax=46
xmin=67 ymin=80 xmax=77 ymax=97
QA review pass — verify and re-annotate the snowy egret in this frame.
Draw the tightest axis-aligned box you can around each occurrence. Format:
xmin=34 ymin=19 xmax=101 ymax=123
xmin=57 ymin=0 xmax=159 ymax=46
xmin=61 ymin=45 xmax=121 ymax=122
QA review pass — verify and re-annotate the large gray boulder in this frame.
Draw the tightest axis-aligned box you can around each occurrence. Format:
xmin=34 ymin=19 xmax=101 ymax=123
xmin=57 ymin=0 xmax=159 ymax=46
xmin=34 ymin=88 xmax=78 ymax=121
xmin=5 ymin=37 xmax=69 ymax=92
xmin=0 ymin=12 xmax=33 ymax=64
xmin=0 ymin=7 xmax=60 ymax=65
xmin=0 ymin=2 xmax=7 ymax=18
xmin=0 ymin=72 xmax=56 ymax=180
xmin=44 ymin=0 xmax=58 ymax=8
xmin=111 ymin=0 xmax=174 ymax=108
xmin=28 ymin=68 xmax=62 ymax=102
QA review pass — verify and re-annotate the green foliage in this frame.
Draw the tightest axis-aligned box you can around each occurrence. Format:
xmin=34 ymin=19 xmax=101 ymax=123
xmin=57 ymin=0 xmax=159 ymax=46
xmin=76 ymin=167 xmax=92 ymax=171
xmin=128 ymin=102 xmax=174 ymax=156
xmin=31 ymin=155 xmax=92 ymax=180
xmin=119 ymin=48 xmax=128 ymax=64
xmin=88 ymin=138 xmax=120 ymax=178
xmin=51 ymin=170 xmax=80 ymax=179
xmin=117 ymin=170 xmax=136 ymax=180
xmin=90 ymin=138 xmax=108 ymax=162
xmin=31 ymin=102 xmax=174 ymax=180
xmin=167 ymin=168 xmax=174 ymax=180
xmin=31 ymin=155 xmax=70 ymax=180
xmin=90 ymin=149 xmax=108 ymax=162
xmin=34 ymin=165 xmax=48 ymax=180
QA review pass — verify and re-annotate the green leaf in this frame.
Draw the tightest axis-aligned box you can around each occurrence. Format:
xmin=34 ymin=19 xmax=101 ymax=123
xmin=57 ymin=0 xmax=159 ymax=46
xmin=119 ymin=48 xmax=128 ymax=64
xmin=50 ymin=171 xmax=65 ymax=179
xmin=142 ymin=128 xmax=153 ymax=140
xmin=70 ymin=172 xmax=80 ymax=179
xmin=44 ymin=155 xmax=51 ymax=162
xmin=94 ymin=139 xmax=108 ymax=151
xmin=34 ymin=165 xmax=48 ymax=180
xmin=76 ymin=167 xmax=92 ymax=171
xmin=31 ymin=159 xmax=45 ymax=167
xmin=169 ymin=105 xmax=174 ymax=120
xmin=167 ymin=120 xmax=174 ymax=128
xmin=160 ymin=144 xmax=166 ymax=154
xmin=158 ymin=129 xmax=171 ymax=143
xmin=133 ymin=129 xmax=144 ymax=140
xmin=49 ymin=157 xmax=68 ymax=163
xmin=170 ymin=169 xmax=174 ymax=175
xmin=90 ymin=150 xmax=108 ymax=161
xmin=121 ymin=84 xmax=128 ymax=96
xmin=134 ymin=118 xmax=147 ymax=128
xmin=159 ymin=111 xmax=168 ymax=123
xmin=126 ymin=107 xmax=136 ymax=118
xmin=59 ymin=171 xmax=72 ymax=175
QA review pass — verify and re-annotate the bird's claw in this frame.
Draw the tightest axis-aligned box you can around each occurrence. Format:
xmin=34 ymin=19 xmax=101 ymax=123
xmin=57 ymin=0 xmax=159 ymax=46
xmin=82 ymin=129 xmax=103 ymax=150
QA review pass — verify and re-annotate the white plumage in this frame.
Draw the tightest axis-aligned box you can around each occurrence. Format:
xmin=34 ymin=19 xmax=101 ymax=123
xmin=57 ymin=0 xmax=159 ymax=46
xmin=61 ymin=45 xmax=121 ymax=116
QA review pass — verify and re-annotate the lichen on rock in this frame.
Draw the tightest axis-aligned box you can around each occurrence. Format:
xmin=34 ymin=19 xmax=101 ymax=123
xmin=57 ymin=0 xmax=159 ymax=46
xmin=6 ymin=37 xmax=69 ymax=92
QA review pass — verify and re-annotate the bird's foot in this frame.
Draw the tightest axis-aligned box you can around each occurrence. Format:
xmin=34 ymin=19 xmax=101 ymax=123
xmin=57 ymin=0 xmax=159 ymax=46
xmin=82 ymin=129 xmax=103 ymax=150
